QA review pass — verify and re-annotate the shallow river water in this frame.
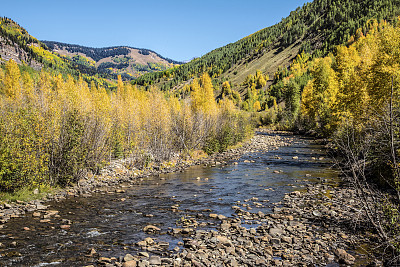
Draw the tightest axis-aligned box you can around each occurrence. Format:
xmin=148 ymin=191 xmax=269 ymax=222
xmin=0 ymin=132 xmax=340 ymax=266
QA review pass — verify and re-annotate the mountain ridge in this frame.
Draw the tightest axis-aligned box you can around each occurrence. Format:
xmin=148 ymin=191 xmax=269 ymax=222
xmin=42 ymin=41 xmax=181 ymax=64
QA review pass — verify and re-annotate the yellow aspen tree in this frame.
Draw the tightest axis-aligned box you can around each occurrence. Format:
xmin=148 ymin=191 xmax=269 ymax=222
xmin=300 ymin=80 xmax=317 ymax=121
xmin=221 ymin=81 xmax=232 ymax=98
xmin=200 ymin=73 xmax=216 ymax=113
xmin=21 ymin=72 xmax=34 ymax=100
xmin=334 ymin=44 xmax=370 ymax=126
xmin=300 ymin=56 xmax=339 ymax=133
xmin=3 ymin=59 xmax=21 ymax=99
xmin=368 ymin=23 xmax=400 ymax=112
xmin=253 ymin=100 xmax=262 ymax=111
xmin=255 ymin=70 xmax=266 ymax=89
xmin=191 ymin=75 xmax=216 ymax=114
xmin=290 ymin=52 xmax=310 ymax=77
xmin=218 ymin=97 xmax=236 ymax=114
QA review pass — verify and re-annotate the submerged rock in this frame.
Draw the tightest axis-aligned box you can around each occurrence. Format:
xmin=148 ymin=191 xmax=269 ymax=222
xmin=143 ymin=225 xmax=160 ymax=233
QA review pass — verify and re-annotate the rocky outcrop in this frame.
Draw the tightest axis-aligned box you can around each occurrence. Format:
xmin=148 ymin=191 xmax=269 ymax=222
xmin=0 ymin=36 xmax=42 ymax=70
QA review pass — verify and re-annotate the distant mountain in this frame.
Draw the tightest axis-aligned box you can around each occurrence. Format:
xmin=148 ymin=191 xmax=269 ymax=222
xmin=42 ymin=41 xmax=181 ymax=79
xmin=0 ymin=17 xmax=180 ymax=84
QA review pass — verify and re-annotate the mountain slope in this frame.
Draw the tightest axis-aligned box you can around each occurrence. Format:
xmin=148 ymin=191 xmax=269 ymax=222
xmin=0 ymin=17 xmax=43 ymax=70
xmin=133 ymin=0 xmax=400 ymax=91
xmin=42 ymin=41 xmax=181 ymax=79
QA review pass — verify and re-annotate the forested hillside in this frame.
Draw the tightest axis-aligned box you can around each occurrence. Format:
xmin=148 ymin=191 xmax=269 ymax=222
xmin=133 ymin=0 xmax=400 ymax=92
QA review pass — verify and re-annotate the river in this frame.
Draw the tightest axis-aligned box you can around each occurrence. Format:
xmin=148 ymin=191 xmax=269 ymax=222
xmin=0 ymin=132 xmax=340 ymax=266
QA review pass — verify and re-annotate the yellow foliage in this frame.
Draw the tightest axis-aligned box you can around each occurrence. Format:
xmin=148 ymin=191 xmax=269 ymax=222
xmin=191 ymin=73 xmax=217 ymax=115
xmin=290 ymin=52 xmax=310 ymax=77
xmin=253 ymin=100 xmax=261 ymax=112
xmin=2 ymin=60 xmax=21 ymax=99
xmin=218 ymin=97 xmax=236 ymax=114
xmin=255 ymin=70 xmax=266 ymax=89
xmin=301 ymin=19 xmax=400 ymax=134
xmin=0 ymin=63 xmax=250 ymax=191
xmin=300 ymin=56 xmax=339 ymax=132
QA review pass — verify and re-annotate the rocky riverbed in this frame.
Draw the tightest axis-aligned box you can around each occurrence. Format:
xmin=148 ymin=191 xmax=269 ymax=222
xmin=90 ymin=183 xmax=381 ymax=267
xmin=0 ymin=130 xmax=383 ymax=266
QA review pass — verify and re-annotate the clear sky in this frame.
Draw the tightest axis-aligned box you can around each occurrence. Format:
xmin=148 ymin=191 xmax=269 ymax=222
xmin=1 ymin=0 xmax=310 ymax=62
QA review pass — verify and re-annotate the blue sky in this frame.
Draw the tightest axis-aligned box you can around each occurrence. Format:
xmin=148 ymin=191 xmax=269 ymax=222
xmin=1 ymin=1 xmax=310 ymax=62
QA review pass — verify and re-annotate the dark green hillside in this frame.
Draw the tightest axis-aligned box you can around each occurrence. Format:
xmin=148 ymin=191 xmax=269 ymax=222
xmin=133 ymin=0 xmax=400 ymax=90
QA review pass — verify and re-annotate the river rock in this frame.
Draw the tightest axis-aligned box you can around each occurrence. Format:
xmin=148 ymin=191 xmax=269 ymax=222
xmin=182 ymin=228 xmax=193 ymax=234
xmin=334 ymin=248 xmax=355 ymax=265
xmin=46 ymin=210 xmax=59 ymax=216
xmin=281 ymin=236 xmax=292 ymax=244
xmin=149 ymin=255 xmax=161 ymax=265
xmin=158 ymin=241 xmax=169 ymax=248
xmin=123 ymin=254 xmax=135 ymax=262
xmin=217 ymin=214 xmax=227 ymax=220
xmin=136 ymin=240 xmax=147 ymax=247
xmin=143 ymin=225 xmax=160 ymax=233
xmin=216 ymin=235 xmax=232 ymax=246
xmin=98 ymin=257 xmax=112 ymax=263
xmin=138 ymin=251 xmax=149 ymax=257
xmin=220 ymin=222 xmax=231 ymax=231
xmin=36 ymin=203 xmax=47 ymax=210
xmin=312 ymin=210 xmax=322 ymax=217
xmin=271 ymin=238 xmax=281 ymax=246
xmin=122 ymin=260 xmax=137 ymax=267
xmin=269 ymin=227 xmax=284 ymax=236
xmin=209 ymin=213 xmax=218 ymax=219
xmin=144 ymin=237 xmax=154 ymax=245
xmin=87 ymin=248 xmax=96 ymax=257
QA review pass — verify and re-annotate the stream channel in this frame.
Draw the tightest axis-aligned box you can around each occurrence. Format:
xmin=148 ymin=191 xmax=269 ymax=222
xmin=0 ymin=132 xmax=340 ymax=266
